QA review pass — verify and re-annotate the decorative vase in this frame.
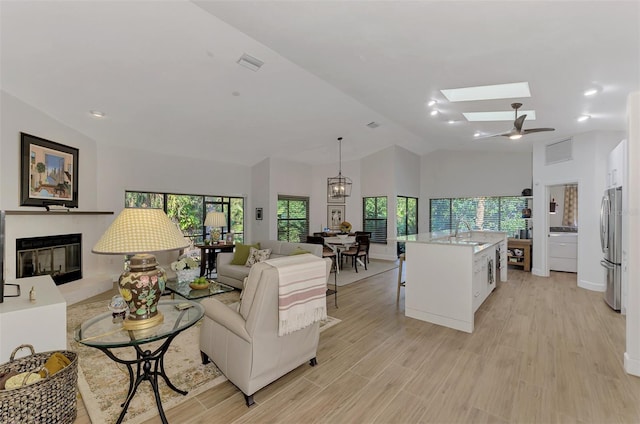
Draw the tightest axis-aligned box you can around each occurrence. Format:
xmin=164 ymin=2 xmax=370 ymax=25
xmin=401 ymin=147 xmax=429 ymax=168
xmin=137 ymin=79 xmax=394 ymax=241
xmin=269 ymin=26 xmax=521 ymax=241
xmin=176 ymin=268 xmax=200 ymax=284
xmin=118 ymin=254 xmax=167 ymax=330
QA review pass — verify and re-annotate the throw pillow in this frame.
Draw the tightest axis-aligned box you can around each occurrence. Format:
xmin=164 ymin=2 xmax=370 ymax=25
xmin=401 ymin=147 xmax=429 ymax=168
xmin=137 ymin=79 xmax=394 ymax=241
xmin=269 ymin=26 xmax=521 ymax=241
xmin=289 ymin=248 xmax=311 ymax=256
xmin=230 ymin=243 xmax=260 ymax=265
xmin=245 ymin=247 xmax=272 ymax=267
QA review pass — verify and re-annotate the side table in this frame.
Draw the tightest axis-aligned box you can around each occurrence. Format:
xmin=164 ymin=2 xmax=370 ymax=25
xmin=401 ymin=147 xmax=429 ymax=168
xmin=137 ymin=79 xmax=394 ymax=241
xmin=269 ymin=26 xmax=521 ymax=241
xmin=74 ymin=300 xmax=204 ymax=424
xmin=195 ymin=243 xmax=235 ymax=277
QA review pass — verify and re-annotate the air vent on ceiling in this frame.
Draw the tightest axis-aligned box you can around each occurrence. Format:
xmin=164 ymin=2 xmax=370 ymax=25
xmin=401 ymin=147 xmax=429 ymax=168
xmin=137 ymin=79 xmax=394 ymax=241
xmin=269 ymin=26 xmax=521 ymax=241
xmin=237 ymin=53 xmax=264 ymax=72
xmin=366 ymin=121 xmax=380 ymax=129
xmin=545 ymin=138 xmax=573 ymax=165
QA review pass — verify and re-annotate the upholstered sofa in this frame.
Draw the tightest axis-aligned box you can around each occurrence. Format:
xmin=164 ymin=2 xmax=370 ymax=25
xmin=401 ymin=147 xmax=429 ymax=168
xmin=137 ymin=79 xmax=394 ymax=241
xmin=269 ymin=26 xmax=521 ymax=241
xmin=216 ymin=240 xmax=323 ymax=289
xmin=200 ymin=254 xmax=331 ymax=406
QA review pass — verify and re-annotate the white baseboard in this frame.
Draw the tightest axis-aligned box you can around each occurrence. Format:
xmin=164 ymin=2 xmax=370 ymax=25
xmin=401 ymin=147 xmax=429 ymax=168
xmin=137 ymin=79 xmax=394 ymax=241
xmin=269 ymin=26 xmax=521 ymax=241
xmin=624 ymin=352 xmax=640 ymax=377
xmin=578 ymin=279 xmax=605 ymax=292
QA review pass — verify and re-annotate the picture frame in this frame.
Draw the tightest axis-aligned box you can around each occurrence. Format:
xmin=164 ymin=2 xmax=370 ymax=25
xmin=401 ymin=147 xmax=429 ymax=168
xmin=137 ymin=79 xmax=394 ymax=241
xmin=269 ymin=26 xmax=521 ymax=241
xmin=225 ymin=232 xmax=234 ymax=244
xmin=20 ymin=132 xmax=79 ymax=208
xmin=327 ymin=205 xmax=345 ymax=230
xmin=255 ymin=207 xmax=263 ymax=220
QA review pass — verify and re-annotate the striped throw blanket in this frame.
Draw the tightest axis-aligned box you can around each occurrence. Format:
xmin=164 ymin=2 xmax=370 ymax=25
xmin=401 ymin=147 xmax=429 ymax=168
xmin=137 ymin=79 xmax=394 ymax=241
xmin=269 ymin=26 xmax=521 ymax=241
xmin=265 ymin=254 xmax=327 ymax=336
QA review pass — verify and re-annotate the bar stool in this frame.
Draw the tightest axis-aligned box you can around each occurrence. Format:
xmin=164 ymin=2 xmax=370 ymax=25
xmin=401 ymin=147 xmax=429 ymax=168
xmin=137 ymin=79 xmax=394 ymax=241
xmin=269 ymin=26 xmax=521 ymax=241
xmin=397 ymin=253 xmax=405 ymax=303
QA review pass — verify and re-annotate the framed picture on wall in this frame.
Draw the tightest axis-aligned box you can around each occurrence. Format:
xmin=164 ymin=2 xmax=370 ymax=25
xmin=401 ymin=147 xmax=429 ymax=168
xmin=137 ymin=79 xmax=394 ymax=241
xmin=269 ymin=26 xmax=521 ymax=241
xmin=20 ymin=132 xmax=79 ymax=208
xmin=327 ymin=205 xmax=345 ymax=230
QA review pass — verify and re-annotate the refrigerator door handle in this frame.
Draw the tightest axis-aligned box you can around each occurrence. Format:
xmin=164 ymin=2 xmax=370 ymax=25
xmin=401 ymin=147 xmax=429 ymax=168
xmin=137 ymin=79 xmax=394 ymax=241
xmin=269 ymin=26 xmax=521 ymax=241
xmin=600 ymin=196 xmax=609 ymax=253
xmin=600 ymin=260 xmax=615 ymax=270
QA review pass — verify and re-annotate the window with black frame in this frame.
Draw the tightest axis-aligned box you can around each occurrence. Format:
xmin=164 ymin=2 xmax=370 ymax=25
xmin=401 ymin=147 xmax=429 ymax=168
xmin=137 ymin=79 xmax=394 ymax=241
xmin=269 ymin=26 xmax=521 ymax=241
xmin=397 ymin=196 xmax=418 ymax=255
xmin=125 ymin=191 xmax=244 ymax=244
xmin=363 ymin=196 xmax=387 ymax=243
xmin=277 ymin=195 xmax=309 ymax=243
xmin=429 ymin=196 xmax=527 ymax=235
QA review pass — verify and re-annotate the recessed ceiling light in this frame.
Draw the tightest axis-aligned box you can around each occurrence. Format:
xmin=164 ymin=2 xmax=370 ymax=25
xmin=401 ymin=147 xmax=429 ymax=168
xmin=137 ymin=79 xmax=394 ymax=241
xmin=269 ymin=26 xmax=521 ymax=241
xmin=463 ymin=110 xmax=536 ymax=122
xmin=583 ymin=88 xmax=599 ymax=97
xmin=577 ymin=114 xmax=591 ymax=122
xmin=89 ymin=110 xmax=105 ymax=118
xmin=430 ymin=110 xmax=439 ymax=116
xmin=440 ymin=82 xmax=531 ymax=102
xmin=427 ymin=100 xmax=437 ymax=107
xmin=447 ymin=120 xmax=456 ymax=124
xmin=237 ymin=53 xmax=264 ymax=72
xmin=474 ymin=132 xmax=481 ymax=137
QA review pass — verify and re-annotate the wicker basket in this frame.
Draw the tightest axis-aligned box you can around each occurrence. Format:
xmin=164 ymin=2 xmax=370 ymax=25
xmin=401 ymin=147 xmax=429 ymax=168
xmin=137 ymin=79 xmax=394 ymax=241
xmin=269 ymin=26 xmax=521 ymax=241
xmin=0 ymin=344 xmax=78 ymax=424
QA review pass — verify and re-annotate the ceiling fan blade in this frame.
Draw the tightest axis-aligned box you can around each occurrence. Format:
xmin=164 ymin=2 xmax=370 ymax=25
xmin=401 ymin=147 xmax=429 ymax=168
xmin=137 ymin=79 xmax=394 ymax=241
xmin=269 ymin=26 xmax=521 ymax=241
xmin=522 ymin=128 xmax=555 ymax=134
xmin=514 ymin=114 xmax=527 ymax=132
xmin=473 ymin=131 xmax=510 ymax=140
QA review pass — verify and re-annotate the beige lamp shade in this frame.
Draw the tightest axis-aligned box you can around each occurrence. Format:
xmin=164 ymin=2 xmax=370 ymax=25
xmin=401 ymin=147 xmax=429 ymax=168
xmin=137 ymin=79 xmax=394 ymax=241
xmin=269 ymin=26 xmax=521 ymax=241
xmin=93 ymin=208 xmax=189 ymax=255
xmin=204 ymin=211 xmax=227 ymax=228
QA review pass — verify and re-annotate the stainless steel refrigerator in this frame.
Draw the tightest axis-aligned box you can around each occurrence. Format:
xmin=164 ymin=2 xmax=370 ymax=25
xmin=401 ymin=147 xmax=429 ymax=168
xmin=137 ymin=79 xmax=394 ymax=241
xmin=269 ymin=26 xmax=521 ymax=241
xmin=600 ymin=187 xmax=622 ymax=310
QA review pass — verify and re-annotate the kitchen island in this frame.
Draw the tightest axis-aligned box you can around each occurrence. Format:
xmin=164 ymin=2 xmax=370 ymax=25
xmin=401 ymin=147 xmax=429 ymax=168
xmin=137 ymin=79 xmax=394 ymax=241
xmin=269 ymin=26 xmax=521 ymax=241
xmin=395 ymin=231 xmax=508 ymax=333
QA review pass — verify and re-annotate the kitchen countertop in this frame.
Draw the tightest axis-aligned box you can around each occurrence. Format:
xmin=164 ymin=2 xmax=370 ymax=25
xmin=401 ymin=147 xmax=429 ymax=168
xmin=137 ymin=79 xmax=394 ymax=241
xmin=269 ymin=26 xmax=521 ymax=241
xmin=394 ymin=230 xmax=507 ymax=253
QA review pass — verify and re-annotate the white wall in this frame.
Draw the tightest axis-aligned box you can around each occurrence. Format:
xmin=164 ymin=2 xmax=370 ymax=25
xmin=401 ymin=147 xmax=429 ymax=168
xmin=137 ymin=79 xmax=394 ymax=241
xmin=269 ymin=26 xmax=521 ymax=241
xmin=531 ymin=131 xmax=623 ymax=292
xmin=0 ymin=91 xmax=113 ymax=302
xmin=420 ymin=150 xmax=533 ymax=233
xmin=251 ymin=158 xmax=270 ymax=242
xmin=1 ymin=91 xmax=99 ymax=211
xmin=625 ymin=91 xmax=640 ymax=377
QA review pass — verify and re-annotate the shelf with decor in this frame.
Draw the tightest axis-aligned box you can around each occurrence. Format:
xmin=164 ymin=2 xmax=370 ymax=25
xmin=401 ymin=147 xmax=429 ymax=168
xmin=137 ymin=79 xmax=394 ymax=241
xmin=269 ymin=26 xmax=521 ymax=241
xmin=507 ymin=238 xmax=532 ymax=272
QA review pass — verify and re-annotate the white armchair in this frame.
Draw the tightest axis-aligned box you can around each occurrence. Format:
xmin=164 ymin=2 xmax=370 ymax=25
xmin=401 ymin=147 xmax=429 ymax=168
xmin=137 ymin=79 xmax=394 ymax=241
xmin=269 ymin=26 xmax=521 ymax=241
xmin=199 ymin=256 xmax=331 ymax=406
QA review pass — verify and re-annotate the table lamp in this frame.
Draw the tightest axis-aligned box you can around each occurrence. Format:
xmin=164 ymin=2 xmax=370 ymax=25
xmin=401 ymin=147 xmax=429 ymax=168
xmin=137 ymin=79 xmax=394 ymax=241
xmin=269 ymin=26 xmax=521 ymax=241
xmin=93 ymin=208 xmax=189 ymax=330
xmin=204 ymin=211 xmax=227 ymax=243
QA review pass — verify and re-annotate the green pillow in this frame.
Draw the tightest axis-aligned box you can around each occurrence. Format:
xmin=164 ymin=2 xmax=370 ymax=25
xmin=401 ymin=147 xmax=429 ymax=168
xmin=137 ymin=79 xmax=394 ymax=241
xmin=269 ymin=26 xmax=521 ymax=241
xmin=290 ymin=248 xmax=311 ymax=256
xmin=231 ymin=243 xmax=260 ymax=265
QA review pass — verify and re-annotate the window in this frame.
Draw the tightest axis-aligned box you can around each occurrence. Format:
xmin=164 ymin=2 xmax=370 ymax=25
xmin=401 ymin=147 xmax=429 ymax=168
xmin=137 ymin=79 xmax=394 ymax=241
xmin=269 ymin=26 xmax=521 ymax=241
xmin=363 ymin=196 xmax=387 ymax=243
xmin=277 ymin=196 xmax=309 ymax=242
xmin=397 ymin=196 xmax=418 ymax=236
xmin=429 ymin=196 xmax=528 ymax=235
xmin=125 ymin=191 xmax=244 ymax=244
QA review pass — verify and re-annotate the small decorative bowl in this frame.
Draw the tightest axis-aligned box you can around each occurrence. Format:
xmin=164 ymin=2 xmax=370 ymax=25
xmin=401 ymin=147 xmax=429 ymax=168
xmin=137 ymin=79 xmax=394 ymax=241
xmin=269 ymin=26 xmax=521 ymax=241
xmin=189 ymin=281 xmax=210 ymax=290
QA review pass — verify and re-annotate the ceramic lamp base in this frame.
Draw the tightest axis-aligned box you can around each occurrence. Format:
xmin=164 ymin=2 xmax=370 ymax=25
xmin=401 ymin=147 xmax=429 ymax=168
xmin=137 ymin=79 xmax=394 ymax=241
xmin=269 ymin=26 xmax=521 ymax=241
xmin=118 ymin=253 xmax=167 ymax=331
xmin=122 ymin=312 xmax=164 ymax=330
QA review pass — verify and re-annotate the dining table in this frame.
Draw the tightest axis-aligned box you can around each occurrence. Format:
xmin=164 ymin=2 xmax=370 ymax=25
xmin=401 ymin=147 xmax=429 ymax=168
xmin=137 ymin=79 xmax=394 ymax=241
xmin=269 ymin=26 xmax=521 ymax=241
xmin=323 ymin=236 xmax=365 ymax=269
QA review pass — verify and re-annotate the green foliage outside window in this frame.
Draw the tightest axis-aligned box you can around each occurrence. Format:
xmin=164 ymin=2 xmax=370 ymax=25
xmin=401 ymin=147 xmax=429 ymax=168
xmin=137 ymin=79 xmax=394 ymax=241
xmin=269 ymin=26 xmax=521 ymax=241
xmin=125 ymin=191 xmax=244 ymax=245
xmin=430 ymin=196 xmax=528 ymax=235
xmin=363 ymin=196 xmax=387 ymax=243
xmin=397 ymin=196 xmax=418 ymax=237
xmin=277 ymin=196 xmax=309 ymax=242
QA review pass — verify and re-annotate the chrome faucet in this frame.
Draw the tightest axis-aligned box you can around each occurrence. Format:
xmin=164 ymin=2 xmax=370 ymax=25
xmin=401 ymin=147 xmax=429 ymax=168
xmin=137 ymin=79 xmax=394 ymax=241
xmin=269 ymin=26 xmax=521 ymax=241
xmin=453 ymin=219 xmax=473 ymax=238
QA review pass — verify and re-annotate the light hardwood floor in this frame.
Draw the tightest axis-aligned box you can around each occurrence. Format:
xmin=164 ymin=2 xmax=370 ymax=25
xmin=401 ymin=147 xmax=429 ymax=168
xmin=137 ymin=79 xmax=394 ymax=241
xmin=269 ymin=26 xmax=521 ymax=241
xmin=73 ymin=267 xmax=640 ymax=424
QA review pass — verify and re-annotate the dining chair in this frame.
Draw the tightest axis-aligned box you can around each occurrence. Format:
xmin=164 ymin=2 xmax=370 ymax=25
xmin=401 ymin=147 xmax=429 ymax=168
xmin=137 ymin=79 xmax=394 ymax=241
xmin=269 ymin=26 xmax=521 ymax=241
xmin=306 ymin=235 xmax=338 ymax=307
xmin=341 ymin=235 xmax=369 ymax=272
xmin=354 ymin=231 xmax=372 ymax=263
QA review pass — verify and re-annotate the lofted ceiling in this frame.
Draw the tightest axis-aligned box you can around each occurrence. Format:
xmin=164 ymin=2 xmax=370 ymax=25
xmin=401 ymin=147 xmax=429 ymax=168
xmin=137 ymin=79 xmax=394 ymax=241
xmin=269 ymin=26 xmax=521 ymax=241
xmin=1 ymin=1 xmax=638 ymax=166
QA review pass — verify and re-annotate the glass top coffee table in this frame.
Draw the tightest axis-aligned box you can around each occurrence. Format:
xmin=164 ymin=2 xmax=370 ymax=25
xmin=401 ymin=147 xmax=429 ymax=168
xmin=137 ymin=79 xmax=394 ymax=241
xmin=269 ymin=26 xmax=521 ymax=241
xmin=164 ymin=278 xmax=235 ymax=301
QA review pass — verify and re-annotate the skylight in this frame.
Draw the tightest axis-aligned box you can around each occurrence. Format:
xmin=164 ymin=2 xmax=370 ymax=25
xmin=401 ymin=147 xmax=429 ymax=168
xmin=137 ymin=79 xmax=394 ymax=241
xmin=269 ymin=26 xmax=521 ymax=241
xmin=463 ymin=110 xmax=536 ymax=122
xmin=440 ymin=82 xmax=531 ymax=102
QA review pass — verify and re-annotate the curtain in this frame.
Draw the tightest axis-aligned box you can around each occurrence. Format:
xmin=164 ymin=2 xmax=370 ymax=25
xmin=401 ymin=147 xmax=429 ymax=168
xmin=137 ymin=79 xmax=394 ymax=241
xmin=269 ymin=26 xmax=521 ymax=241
xmin=562 ymin=185 xmax=578 ymax=226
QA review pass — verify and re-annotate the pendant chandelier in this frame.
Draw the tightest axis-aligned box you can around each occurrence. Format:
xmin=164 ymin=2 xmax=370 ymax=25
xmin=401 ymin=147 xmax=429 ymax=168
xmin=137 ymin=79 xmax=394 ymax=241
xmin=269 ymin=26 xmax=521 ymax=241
xmin=327 ymin=137 xmax=352 ymax=200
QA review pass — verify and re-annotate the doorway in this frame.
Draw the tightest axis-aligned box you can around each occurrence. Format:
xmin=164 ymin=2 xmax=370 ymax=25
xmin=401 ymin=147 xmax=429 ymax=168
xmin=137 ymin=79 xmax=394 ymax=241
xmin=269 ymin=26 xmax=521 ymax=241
xmin=547 ymin=183 xmax=579 ymax=273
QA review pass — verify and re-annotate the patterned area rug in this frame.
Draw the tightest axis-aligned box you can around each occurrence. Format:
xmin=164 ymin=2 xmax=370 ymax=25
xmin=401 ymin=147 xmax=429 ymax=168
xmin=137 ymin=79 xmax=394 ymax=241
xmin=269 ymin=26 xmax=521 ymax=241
xmin=67 ymin=291 xmax=340 ymax=424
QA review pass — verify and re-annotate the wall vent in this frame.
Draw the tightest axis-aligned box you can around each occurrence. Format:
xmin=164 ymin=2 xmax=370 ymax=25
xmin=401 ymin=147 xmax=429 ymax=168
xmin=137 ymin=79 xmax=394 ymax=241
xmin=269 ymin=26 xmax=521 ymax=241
xmin=366 ymin=121 xmax=380 ymax=129
xmin=237 ymin=53 xmax=264 ymax=72
xmin=545 ymin=138 xmax=573 ymax=165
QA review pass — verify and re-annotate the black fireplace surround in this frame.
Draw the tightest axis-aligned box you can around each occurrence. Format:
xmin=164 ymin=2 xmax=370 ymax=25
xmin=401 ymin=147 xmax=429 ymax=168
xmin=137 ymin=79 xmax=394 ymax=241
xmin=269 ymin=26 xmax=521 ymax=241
xmin=16 ymin=233 xmax=82 ymax=285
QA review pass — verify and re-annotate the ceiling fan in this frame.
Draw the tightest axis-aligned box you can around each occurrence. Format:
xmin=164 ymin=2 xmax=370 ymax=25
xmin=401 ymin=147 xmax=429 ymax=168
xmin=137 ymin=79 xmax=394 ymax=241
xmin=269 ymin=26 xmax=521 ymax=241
xmin=480 ymin=103 xmax=555 ymax=140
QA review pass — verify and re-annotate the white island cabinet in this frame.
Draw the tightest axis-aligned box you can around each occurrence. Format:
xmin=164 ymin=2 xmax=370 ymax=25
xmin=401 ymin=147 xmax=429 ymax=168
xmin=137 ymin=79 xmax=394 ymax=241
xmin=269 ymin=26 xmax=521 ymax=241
xmin=395 ymin=231 xmax=507 ymax=333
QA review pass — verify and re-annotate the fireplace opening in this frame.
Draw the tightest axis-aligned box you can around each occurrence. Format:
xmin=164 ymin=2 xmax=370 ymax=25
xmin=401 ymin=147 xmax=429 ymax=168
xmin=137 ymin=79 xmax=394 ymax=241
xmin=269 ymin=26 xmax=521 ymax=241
xmin=16 ymin=233 xmax=82 ymax=285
